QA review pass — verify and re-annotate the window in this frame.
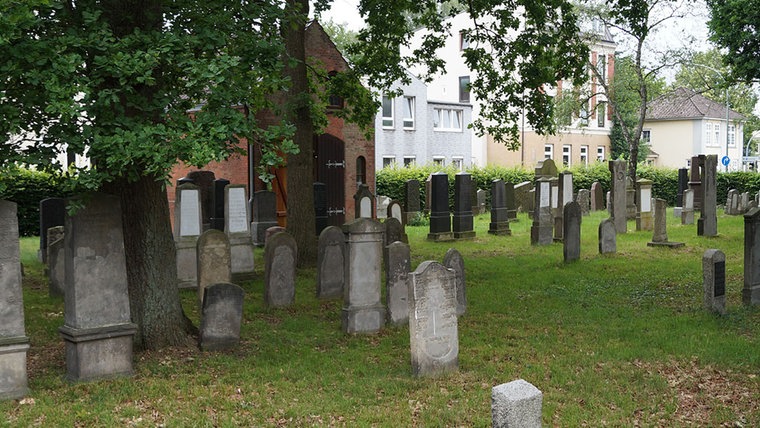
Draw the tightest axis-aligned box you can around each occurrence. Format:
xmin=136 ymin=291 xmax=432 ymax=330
xmin=728 ymin=124 xmax=736 ymax=147
xmin=403 ymin=156 xmax=416 ymax=167
xmin=327 ymin=71 xmax=344 ymax=108
xmin=433 ymin=108 xmax=463 ymax=131
xmin=459 ymin=76 xmax=470 ymax=103
xmin=580 ymin=145 xmax=589 ymax=166
xmin=714 ymin=123 xmax=720 ymax=147
xmin=562 ymin=145 xmax=571 ymax=167
xmin=544 ymin=144 xmax=554 ymax=160
xmin=597 ymin=102 xmax=606 ymax=128
xmin=641 ymin=130 xmax=651 ymax=144
xmin=452 ymin=157 xmax=464 ymax=171
xmin=597 ymin=146 xmax=605 ymax=161
xmin=402 ymin=96 xmax=415 ymax=129
xmin=596 ymin=55 xmax=606 ymax=82
xmin=382 ymin=95 xmax=394 ymax=128
xmin=382 ymin=156 xmax=396 ymax=168
xmin=356 ymin=156 xmax=366 ymax=185
xmin=459 ymin=31 xmax=469 ymax=50
xmin=433 ymin=157 xmax=445 ymax=167
xmin=705 ymin=123 xmax=714 ymax=146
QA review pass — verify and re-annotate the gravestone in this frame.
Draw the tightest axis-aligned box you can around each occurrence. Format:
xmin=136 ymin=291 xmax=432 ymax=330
xmin=264 ymin=231 xmax=297 ymax=307
xmin=313 ymin=182 xmax=329 ymax=235
xmin=174 ymin=183 xmax=203 ymax=288
xmin=489 ymin=180 xmax=512 ymax=236
xmin=186 ymin=170 xmax=216 ymax=229
xmin=317 ymin=226 xmax=345 ymax=300
xmin=0 ymin=200 xmax=30 ymax=399
xmin=251 ymin=190 xmax=279 ymax=247
xmin=697 ymin=154 xmax=718 ymax=237
xmin=342 ymin=218 xmax=386 ymax=334
xmin=354 ymin=184 xmax=375 ymax=219
xmin=210 ymin=178 xmax=230 ymax=231
xmin=428 ymin=172 xmax=454 ymax=242
xmin=264 ymin=226 xmax=286 ymax=244
xmin=681 ymin=189 xmax=695 ymax=225
xmin=703 ymin=249 xmax=726 ymax=315
xmin=376 ymin=195 xmax=390 ymax=219
xmin=563 ymin=201 xmax=581 ymax=263
xmin=725 ymin=189 xmax=739 ymax=215
xmin=534 ymin=159 xmax=558 ymax=179
xmin=530 ymin=178 xmax=552 ymax=245
xmin=554 ymin=172 xmax=573 ymax=241
xmin=598 ymin=218 xmax=617 ymax=254
xmin=404 ymin=179 xmax=421 ymax=223
xmin=39 ymin=197 xmax=65 ymax=263
xmin=606 ymin=191 xmax=612 ymax=215
xmin=590 ymin=182 xmax=604 ymax=211
xmin=196 ymin=230 xmax=231 ymax=305
xmin=59 ymin=193 xmax=137 ymax=382
xmin=443 ymin=248 xmax=466 ymax=316
xmin=741 ymin=192 xmax=751 ymax=214
xmin=675 ymin=167 xmax=689 ymax=217
xmin=576 ymin=189 xmax=590 ymax=216
xmin=225 ymin=185 xmax=255 ymax=281
xmin=491 ymin=379 xmax=543 ymax=428
xmin=514 ymin=181 xmax=534 ymax=214
xmin=407 ymin=261 xmax=458 ymax=377
xmin=425 ymin=174 xmax=433 ymax=214
xmin=635 ymin=179 xmax=653 ymax=231
xmin=609 ymin=160 xmax=627 ymax=233
xmin=47 ymin=226 xmax=65 ymax=298
xmin=689 ymin=156 xmax=703 ymax=210
xmin=453 ymin=173 xmax=476 ymax=240
xmin=387 ymin=200 xmax=404 ymax=224
xmin=625 ymin=177 xmax=637 ymax=220
xmin=384 ymin=217 xmax=405 ymax=248
xmin=647 ymin=198 xmax=684 ymax=248
xmin=743 ymin=208 xmax=760 ymax=305
xmin=199 ymin=283 xmax=244 ymax=351
xmin=550 ymin=179 xmax=559 ymax=230
xmin=505 ymin=182 xmax=518 ymax=221
xmin=385 ymin=241 xmax=411 ymax=326
xmin=476 ymin=189 xmax=487 ymax=215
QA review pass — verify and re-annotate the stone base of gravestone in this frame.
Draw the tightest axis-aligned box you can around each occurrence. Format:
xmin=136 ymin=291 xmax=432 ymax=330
xmin=176 ymin=238 xmax=198 ymax=289
xmin=342 ymin=305 xmax=386 ymax=335
xmin=488 ymin=221 xmax=512 ymax=236
xmin=0 ymin=338 xmax=30 ymax=399
xmin=636 ymin=212 xmax=653 ymax=232
xmin=252 ymin=220 xmax=278 ymax=247
xmin=674 ymin=207 xmax=683 ymax=218
xmin=647 ymin=241 xmax=685 ymax=248
xmin=491 ymin=379 xmax=542 ymax=428
xmin=453 ymin=230 xmax=476 ymax=240
xmin=229 ymin=236 xmax=255 ymax=282
xmin=427 ymin=231 xmax=454 ymax=242
xmin=59 ymin=323 xmax=137 ymax=382
xmin=200 ymin=283 xmax=245 ymax=351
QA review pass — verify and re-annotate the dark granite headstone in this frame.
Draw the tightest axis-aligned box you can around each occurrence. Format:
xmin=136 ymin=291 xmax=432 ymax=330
xmin=505 ymin=182 xmax=517 ymax=220
xmin=453 ymin=173 xmax=475 ymax=240
xmin=489 ymin=180 xmax=511 ymax=236
xmin=186 ymin=170 xmax=216 ymax=229
xmin=428 ymin=173 xmax=453 ymax=241
xmin=210 ymin=178 xmax=230 ymax=231
xmin=698 ymin=155 xmax=718 ymax=237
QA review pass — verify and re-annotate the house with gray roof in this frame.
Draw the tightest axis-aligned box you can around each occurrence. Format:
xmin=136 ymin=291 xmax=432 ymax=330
xmin=644 ymin=87 xmax=745 ymax=170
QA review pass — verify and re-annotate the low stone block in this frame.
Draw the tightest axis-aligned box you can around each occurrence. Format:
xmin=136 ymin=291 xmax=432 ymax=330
xmin=491 ymin=379 xmax=543 ymax=428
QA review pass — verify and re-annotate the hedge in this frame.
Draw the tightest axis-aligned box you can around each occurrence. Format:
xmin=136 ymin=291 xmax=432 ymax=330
xmin=0 ymin=167 xmax=72 ymax=237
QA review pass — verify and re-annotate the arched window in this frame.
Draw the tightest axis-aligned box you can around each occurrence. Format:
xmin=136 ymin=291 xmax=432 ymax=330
xmin=356 ymin=156 xmax=366 ymax=185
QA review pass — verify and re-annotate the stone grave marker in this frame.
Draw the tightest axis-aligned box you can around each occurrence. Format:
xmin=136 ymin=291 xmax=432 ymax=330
xmin=491 ymin=379 xmax=543 ymax=428
xmin=741 ymin=192 xmax=751 ymax=214
xmin=251 ymin=190 xmax=279 ymax=247
xmin=210 ymin=178 xmax=230 ymax=231
xmin=199 ymin=283 xmax=245 ymax=351
xmin=725 ymin=189 xmax=739 ymax=215
xmin=514 ymin=181 xmax=534 ymax=214
xmin=387 ymin=200 xmax=404 ymax=224
xmin=453 ymin=172 xmax=476 ymax=240
xmin=609 ymin=160 xmax=627 ymax=233
xmin=476 ymin=189 xmax=487 ymax=215
xmin=313 ymin=182 xmax=329 ymax=235
xmin=534 ymin=159 xmax=558 ymax=179
xmin=225 ymin=185 xmax=255 ymax=281
xmin=376 ymin=195 xmax=390 ymax=219
xmin=317 ymin=226 xmax=345 ymax=300
xmin=264 ymin=231 xmax=297 ymax=307
xmin=554 ymin=172 xmax=573 ymax=241
xmin=186 ymin=170 xmax=216 ymax=229
xmin=385 ymin=217 xmax=405 ymax=247
xmin=530 ymin=178 xmax=553 ymax=245
xmin=743 ymin=207 xmax=760 ymax=305
xmin=598 ymin=218 xmax=617 ymax=254
xmin=681 ymin=189 xmax=695 ymax=225
xmin=425 ymin=174 xmax=433 ymax=214
xmin=342 ymin=218 xmax=386 ymax=334
xmin=174 ymin=183 xmax=202 ymax=288
xmin=635 ymin=179 xmax=653 ymax=231
xmin=703 ymin=249 xmax=726 ymax=315
xmin=196 ymin=230 xmax=231 ymax=305
xmin=489 ymin=179 xmax=511 ymax=236
xmin=385 ymin=241 xmax=410 ymax=326
xmin=39 ymin=197 xmax=65 ymax=264
xmin=354 ymin=184 xmax=375 ymax=219
xmin=625 ymin=177 xmax=637 ymax=220
xmin=47 ymin=226 xmax=65 ymax=298
xmin=265 ymin=226 xmax=286 ymax=244
xmin=443 ymin=248 xmax=466 ymax=316
xmin=505 ymin=182 xmax=517 ymax=221
xmin=59 ymin=193 xmax=137 ymax=382
xmin=404 ymin=179 xmax=421 ymax=223
xmin=647 ymin=198 xmax=684 ymax=248
xmin=697 ymin=154 xmax=718 ymax=237
xmin=590 ymin=181 xmax=604 ymax=211
xmin=428 ymin=172 xmax=453 ymax=242
xmin=675 ymin=167 xmax=688 ymax=217
xmin=407 ymin=261 xmax=458 ymax=377
xmin=576 ymin=189 xmax=590 ymax=216
xmin=563 ymin=201 xmax=581 ymax=263
xmin=688 ymin=155 xmax=703 ymax=210
xmin=0 ymin=200 xmax=30 ymax=399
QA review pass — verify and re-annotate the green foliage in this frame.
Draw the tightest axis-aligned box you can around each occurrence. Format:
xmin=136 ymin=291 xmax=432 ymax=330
xmin=637 ymin=164 xmax=678 ymax=205
xmin=0 ymin=166 xmax=73 ymax=236
xmin=716 ymin=171 xmax=760 ymax=204
xmin=567 ymin=161 xmax=612 ymax=195
xmin=707 ymin=0 xmax=760 ymax=84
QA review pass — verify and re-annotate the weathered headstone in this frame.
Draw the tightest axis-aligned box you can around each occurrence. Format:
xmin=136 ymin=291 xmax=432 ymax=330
xmin=689 ymin=156 xmax=703 ymax=210
xmin=264 ymin=226 xmax=286 ymax=244
xmin=342 ymin=218 xmax=386 ymax=334
xmin=404 ymin=179 xmax=421 ymax=223
xmin=354 ymin=184 xmax=375 ymax=219
xmin=703 ymin=249 xmax=726 ymax=315
xmin=741 ymin=192 xmax=751 ymax=214
xmin=531 ymin=178 xmax=553 ymax=246
xmin=725 ymin=189 xmax=739 ymax=215
xmin=174 ymin=183 xmax=202 ymax=288
xmin=554 ymin=172 xmax=573 ymax=241
xmin=675 ymin=167 xmax=689 ymax=217
xmin=453 ymin=173 xmax=476 ymax=240
xmin=251 ymin=190 xmax=279 ymax=247
xmin=210 ymin=178 xmax=230 ymax=231
xmin=743 ymin=208 xmax=760 ymax=306
xmin=534 ymin=159 xmax=558 ymax=179
xmin=385 ymin=241 xmax=410 ymax=326
xmin=590 ymin=182 xmax=604 ymax=212
xmin=647 ymin=198 xmax=684 ymax=248
xmin=489 ymin=180 xmax=512 ymax=236
xmin=491 ymin=379 xmax=543 ymax=428
xmin=505 ymin=182 xmax=518 ymax=221
xmin=387 ymin=200 xmax=404 ymax=224
xmin=39 ymin=197 xmax=65 ymax=263
xmin=443 ymin=248 xmax=466 ymax=316
xmin=186 ymin=170 xmax=216 ymax=229
xmin=59 ymin=193 xmax=137 ymax=382
xmin=313 ymin=182 xmax=329 ymax=235
xmin=407 ymin=261 xmax=458 ymax=377
xmin=609 ymin=160 xmax=627 ymax=233
xmin=0 ymin=200 xmax=30 ymax=399
xmin=576 ymin=189 xmax=590 ymax=216
xmin=476 ymin=189 xmax=487 ymax=215
xmin=625 ymin=177 xmax=637 ymax=220
xmin=264 ymin=231 xmax=297 ymax=307
xmin=681 ymin=189 xmax=695 ymax=225
xmin=428 ymin=172 xmax=453 ymax=242
xmin=196 ymin=230 xmax=231 ymax=305
xmin=384 ymin=217 xmax=405 ymax=247
xmin=317 ymin=226 xmax=345 ymax=300
xmin=376 ymin=195 xmax=390 ymax=219
xmin=47 ymin=226 xmax=65 ymax=298
xmin=598 ymin=218 xmax=617 ymax=254
xmin=225 ymin=185 xmax=254 ymax=281
xmin=199 ymin=283 xmax=244 ymax=351
xmin=635 ymin=179 xmax=653 ymax=231
xmin=563 ymin=201 xmax=581 ymax=263
xmin=698 ymin=154 xmax=718 ymax=237
xmin=514 ymin=181 xmax=534 ymax=214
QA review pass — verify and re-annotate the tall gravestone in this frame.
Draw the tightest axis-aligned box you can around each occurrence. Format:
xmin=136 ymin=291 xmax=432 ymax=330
xmin=251 ymin=190 xmax=278 ymax=247
xmin=317 ymin=226 xmax=345 ymax=299
xmin=264 ymin=232 xmax=297 ymax=307
xmin=576 ymin=189 xmax=590 ymax=216
xmin=314 ymin=182 xmax=329 ymax=235
xmin=354 ymin=184 xmax=375 ymax=219
xmin=225 ymin=185 xmax=255 ymax=281
xmin=385 ymin=241 xmax=411 ymax=326
xmin=635 ymin=179 xmax=653 ymax=231
xmin=428 ymin=172 xmax=453 ymax=241
xmin=647 ymin=198 xmax=684 ymax=248
xmin=609 ymin=160 xmax=627 ymax=233
xmin=625 ymin=177 xmax=637 ymax=220
xmin=504 ymin=182 xmax=518 ymax=221
xmin=0 ymin=201 xmax=30 ymax=399
xmin=489 ymin=180 xmax=511 ymax=236
xmin=47 ymin=226 xmax=65 ymax=298
xmin=703 ymin=249 xmax=726 ymax=315
xmin=174 ymin=183 xmax=203 ymax=288
xmin=563 ymin=201 xmax=581 ymax=263
xmin=404 ymin=179 xmax=421 ymax=223
xmin=342 ymin=218 xmax=385 ymax=334
xmin=39 ymin=197 xmax=65 ymax=263
xmin=598 ymin=218 xmax=616 ymax=254
xmin=407 ymin=261 xmax=458 ymax=377
xmin=688 ymin=156 xmax=703 ymax=210
xmin=554 ymin=172 xmax=573 ymax=241
xmin=185 ymin=170 xmax=216 ymax=230
xmin=453 ymin=173 xmax=476 ymax=240
xmin=590 ymin=182 xmax=604 ymax=211
xmin=59 ymin=194 xmax=137 ymax=382
xmin=530 ymin=178 xmax=553 ymax=245
xmin=682 ymin=189 xmax=695 ymax=225
xmin=743 ymin=208 xmax=760 ymax=305
xmin=443 ymin=248 xmax=466 ymax=316
xmin=424 ymin=174 xmax=433 ymax=214
xmin=210 ymin=178 xmax=230 ymax=231
xmin=698 ymin=155 xmax=718 ymax=237
xmin=199 ymin=283 xmax=244 ymax=351
xmin=674 ymin=167 xmax=689 ymax=217
xmin=196 ymin=230 xmax=231 ymax=305
xmin=491 ymin=379 xmax=543 ymax=428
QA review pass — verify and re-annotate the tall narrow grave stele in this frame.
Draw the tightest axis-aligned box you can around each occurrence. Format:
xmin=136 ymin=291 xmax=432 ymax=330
xmin=698 ymin=154 xmax=718 ymax=237
xmin=385 ymin=241 xmax=411 ymax=326
xmin=225 ymin=185 xmax=255 ymax=281
xmin=175 ymin=183 xmax=203 ymax=288
xmin=342 ymin=218 xmax=386 ymax=334
xmin=563 ymin=201 xmax=581 ymax=262
xmin=452 ymin=172 xmax=476 ymax=239
xmin=609 ymin=160 xmax=627 ymax=233
xmin=489 ymin=180 xmax=511 ymax=236
xmin=530 ymin=178 xmax=552 ymax=245
xmin=428 ymin=172 xmax=453 ymax=241
xmin=196 ymin=230 xmax=231 ymax=305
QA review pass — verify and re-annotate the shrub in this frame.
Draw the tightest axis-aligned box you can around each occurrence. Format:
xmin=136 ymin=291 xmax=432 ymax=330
xmin=0 ymin=166 xmax=72 ymax=237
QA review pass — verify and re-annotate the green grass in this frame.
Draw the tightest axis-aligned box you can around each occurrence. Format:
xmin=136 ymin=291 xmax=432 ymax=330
xmin=3 ymin=210 xmax=759 ymax=426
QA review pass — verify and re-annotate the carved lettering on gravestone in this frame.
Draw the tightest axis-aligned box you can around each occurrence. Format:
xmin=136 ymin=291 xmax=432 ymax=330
xmin=226 ymin=187 xmax=248 ymax=234
xmin=180 ymin=189 xmax=201 ymax=237
xmin=715 ymin=261 xmax=725 ymax=297
xmin=540 ymin=182 xmax=550 ymax=208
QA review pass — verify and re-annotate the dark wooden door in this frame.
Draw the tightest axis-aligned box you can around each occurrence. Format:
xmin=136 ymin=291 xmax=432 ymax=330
xmin=314 ymin=134 xmax=345 ymax=227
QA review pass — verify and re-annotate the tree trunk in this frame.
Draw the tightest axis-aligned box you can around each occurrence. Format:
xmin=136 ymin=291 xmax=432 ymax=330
xmin=283 ymin=0 xmax=317 ymax=267
xmin=110 ymin=174 xmax=196 ymax=350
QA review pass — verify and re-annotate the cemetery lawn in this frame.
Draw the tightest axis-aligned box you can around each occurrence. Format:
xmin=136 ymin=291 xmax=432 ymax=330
xmin=6 ymin=211 xmax=760 ymax=426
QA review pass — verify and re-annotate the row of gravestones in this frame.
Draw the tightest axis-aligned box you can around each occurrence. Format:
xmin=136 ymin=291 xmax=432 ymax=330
xmin=724 ymin=189 xmax=760 ymax=216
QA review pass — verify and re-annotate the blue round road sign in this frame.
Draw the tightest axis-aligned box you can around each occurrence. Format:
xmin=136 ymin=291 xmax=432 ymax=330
xmin=721 ymin=156 xmax=730 ymax=166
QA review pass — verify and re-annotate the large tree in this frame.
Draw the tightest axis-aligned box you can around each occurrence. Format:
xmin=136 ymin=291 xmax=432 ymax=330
xmin=706 ymin=0 xmax=760 ymax=83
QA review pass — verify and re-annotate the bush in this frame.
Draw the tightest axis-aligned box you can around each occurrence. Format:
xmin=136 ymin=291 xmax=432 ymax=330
xmin=0 ymin=166 xmax=72 ymax=237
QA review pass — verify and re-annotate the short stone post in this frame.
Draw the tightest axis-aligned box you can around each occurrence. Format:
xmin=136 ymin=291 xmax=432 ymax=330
xmin=703 ymin=249 xmax=726 ymax=315
xmin=743 ymin=208 xmax=760 ymax=305
xmin=175 ymin=183 xmax=203 ymax=288
xmin=428 ymin=172 xmax=453 ymax=241
xmin=342 ymin=218 xmax=386 ymax=334
xmin=635 ymin=179 xmax=653 ymax=231
xmin=563 ymin=201 xmax=581 ymax=262
xmin=491 ymin=379 xmax=543 ymax=428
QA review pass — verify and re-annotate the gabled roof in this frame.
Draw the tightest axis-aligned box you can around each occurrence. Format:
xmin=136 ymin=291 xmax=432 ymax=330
xmin=647 ymin=87 xmax=745 ymax=122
